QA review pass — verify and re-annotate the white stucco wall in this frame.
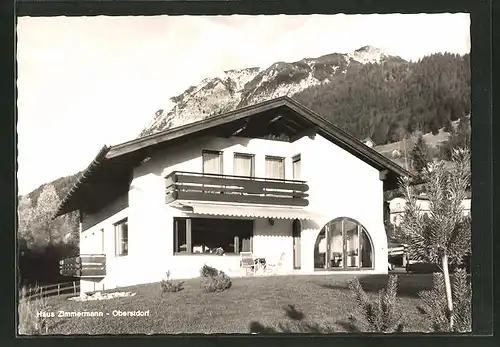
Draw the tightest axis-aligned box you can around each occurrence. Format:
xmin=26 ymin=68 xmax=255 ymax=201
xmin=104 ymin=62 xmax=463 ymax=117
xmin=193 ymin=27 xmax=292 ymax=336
xmin=132 ymin=134 xmax=387 ymax=278
xmin=124 ymin=136 xmax=302 ymax=281
xmin=79 ymin=194 xmax=131 ymax=293
xmin=253 ymin=218 xmax=294 ymax=270
xmin=297 ymin=135 xmax=388 ymax=274
xmin=79 ymin=133 xmax=391 ymax=291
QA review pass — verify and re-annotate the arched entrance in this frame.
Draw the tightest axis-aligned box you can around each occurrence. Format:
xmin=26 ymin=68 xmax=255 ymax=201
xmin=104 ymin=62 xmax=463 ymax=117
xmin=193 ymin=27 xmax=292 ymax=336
xmin=314 ymin=217 xmax=374 ymax=270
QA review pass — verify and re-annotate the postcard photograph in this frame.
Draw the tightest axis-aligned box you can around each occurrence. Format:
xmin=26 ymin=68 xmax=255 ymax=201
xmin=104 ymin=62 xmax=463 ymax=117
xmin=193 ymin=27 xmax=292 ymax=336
xmin=16 ymin=13 xmax=471 ymax=335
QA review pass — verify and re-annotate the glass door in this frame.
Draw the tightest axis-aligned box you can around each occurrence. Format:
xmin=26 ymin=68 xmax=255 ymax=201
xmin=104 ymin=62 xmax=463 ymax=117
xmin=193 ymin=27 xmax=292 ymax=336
xmin=327 ymin=220 xmax=344 ymax=268
xmin=344 ymin=220 xmax=360 ymax=268
xmin=314 ymin=229 xmax=326 ymax=269
xmin=292 ymin=219 xmax=301 ymax=269
xmin=314 ymin=218 xmax=374 ymax=271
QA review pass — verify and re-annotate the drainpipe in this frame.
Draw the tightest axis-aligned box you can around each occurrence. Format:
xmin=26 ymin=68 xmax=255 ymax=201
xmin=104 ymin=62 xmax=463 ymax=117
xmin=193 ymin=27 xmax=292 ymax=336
xmin=78 ymin=211 xmax=85 ymax=298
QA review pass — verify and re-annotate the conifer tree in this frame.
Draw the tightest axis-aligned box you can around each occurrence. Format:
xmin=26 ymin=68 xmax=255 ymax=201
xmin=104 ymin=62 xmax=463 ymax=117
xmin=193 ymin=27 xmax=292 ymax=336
xmin=397 ymin=148 xmax=471 ymax=330
xmin=411 ymin=134 xmax=431 ymax=175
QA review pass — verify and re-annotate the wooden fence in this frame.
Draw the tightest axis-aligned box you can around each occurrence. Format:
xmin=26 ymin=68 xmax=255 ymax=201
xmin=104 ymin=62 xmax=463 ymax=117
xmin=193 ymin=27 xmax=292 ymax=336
xmin=21 ymin=281 xmax=80 ymax=301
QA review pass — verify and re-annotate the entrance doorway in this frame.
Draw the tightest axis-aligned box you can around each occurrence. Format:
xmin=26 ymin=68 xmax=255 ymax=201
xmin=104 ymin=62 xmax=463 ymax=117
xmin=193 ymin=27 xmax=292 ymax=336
xmin=314 ymin=217 xmax=374 ymax=270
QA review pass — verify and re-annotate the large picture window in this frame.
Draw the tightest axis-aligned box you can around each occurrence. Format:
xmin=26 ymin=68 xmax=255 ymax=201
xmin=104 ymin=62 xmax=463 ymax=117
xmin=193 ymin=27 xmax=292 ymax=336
xmin=265 ymin=156 xmax=285 ymax=179
xmin=114 ymin=218 xmax=128 ymax=257
xmin=173 ymin=217 xmax=253 ymax=255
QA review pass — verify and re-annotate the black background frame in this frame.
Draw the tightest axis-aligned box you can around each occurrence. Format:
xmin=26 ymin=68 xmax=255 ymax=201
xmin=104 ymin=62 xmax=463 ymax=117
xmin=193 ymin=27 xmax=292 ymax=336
xmin=1 ymin=0 xmax=496 ymax=346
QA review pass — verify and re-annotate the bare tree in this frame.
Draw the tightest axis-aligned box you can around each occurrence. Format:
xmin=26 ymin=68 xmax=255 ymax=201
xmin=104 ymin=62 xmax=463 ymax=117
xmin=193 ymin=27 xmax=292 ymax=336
xmin=35 ymin=185 xmax=62 ymax=245
xmin=18 ymin=196 xmax=36 ymax=250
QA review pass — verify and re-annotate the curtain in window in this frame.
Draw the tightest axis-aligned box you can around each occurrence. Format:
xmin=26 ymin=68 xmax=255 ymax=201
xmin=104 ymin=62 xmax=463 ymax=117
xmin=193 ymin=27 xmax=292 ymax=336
xmin=241 ymin=237 xmax=252 ymax=252
xmin=203 ymin=151 xmax=222 ymax=174
xmin=233 ymin=154 xmax=253 ymax=177
xmin=265 ymin=156 xmax=285 ymax=179
xmin=292 ymin=157 xmax=301 ymax=180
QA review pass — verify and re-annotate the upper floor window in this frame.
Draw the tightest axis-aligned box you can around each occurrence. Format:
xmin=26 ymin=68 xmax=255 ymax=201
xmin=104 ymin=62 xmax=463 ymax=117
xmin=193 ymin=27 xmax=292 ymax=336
xmin=233 ymin=153 xmax=255 ymax=177
xmin=292 ymin=155 xmax=301 ymax=180
xmin=265 ymin=156 xmax=285 ymax=179
xmin=114 ymin=218 xmax=128 ymax=257
xmin=202 ymin=150 xmax=223 ymax=175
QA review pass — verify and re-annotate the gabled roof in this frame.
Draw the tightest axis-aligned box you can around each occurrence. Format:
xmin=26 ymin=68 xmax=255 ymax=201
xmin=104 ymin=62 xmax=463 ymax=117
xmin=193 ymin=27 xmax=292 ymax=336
xmin=54 ymin=96 xmax=416 ymax=218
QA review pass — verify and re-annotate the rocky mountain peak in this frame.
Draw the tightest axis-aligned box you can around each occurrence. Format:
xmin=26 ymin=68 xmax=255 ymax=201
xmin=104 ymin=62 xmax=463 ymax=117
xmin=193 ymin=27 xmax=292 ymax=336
xmin=138 ymin=46 xmax=401 ymax=138
xmin=347 ymin=45 xmax=389 ymax=64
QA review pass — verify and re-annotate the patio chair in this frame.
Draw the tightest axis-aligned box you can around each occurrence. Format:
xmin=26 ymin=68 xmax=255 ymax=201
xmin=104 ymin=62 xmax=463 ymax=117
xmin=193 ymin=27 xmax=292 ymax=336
xmin=240 ymin=252 xmax=256 ymax=276
xmin=264 ymin=252 xmax=286 ymax=275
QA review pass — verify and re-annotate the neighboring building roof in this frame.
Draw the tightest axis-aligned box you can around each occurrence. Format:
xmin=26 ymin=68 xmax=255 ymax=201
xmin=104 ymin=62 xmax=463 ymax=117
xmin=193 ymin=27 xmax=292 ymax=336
xmin=54 ymin=96 xmax=417 ymax=218
xmin=389 ymin=190 xmax=472 ymax=202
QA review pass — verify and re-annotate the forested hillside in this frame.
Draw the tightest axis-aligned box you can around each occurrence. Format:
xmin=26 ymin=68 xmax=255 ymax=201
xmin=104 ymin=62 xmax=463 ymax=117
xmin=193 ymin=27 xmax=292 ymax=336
xmin=18 ymin=173 xmax=81 ymax=285
xmin=293 ymin=53 xmax=470 ymax=146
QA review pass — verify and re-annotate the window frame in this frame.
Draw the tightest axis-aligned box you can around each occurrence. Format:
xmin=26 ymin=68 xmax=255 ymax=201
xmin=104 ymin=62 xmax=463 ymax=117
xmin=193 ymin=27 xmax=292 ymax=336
xmin=292 ymin=154 xmax=301 ymax=180
xmin=314 ymin=217 xmax=374 ymax=271
xmin=202 ymin=149 xmax=223 ymax=175
xmin=173 ymin=217 xmax=254 ymax=256
xmin=233 ymin=152 xmax=255 ymax=178
xmin=114 ymin=218 xmax=128 ymax=257
xmin=264 ymin=155 xmax=286 ymax=180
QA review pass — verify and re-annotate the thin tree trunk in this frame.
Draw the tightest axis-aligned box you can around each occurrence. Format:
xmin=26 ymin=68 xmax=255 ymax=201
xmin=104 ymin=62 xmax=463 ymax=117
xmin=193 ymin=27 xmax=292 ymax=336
xmin=442 ymin=253 xmax=454 ymax=330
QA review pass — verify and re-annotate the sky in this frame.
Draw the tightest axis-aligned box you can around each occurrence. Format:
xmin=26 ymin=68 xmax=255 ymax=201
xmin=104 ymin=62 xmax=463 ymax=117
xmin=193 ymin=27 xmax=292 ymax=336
xmin=16 ymin=13 xmax=471 ymax=195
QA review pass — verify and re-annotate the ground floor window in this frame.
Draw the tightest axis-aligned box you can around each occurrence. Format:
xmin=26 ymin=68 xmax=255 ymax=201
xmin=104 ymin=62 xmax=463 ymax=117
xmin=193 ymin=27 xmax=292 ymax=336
xmin=314 ymin=217 xmax=373 ymax=270
xmin=173 ymin=217 xmax=253 ymax=255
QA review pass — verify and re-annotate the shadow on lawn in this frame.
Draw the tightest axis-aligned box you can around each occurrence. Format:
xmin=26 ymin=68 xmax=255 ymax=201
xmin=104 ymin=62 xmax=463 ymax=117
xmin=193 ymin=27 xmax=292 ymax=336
xmin=248 ymin=304 xmax=361 ymax=334
xmin=318 ymin=274 xmax=433 ymax=299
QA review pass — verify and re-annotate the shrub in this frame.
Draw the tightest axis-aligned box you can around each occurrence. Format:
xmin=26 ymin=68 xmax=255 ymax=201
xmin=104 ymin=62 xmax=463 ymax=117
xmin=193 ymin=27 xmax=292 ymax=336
xmin=160 ymin=271 xmax=184 ymax=294
xmin=200 ymin=269 xmax=232 ymax=293
xmin=200 ymin=264 xmax=219 ymax=278
xmin=418 ymin=268 xmax=471 ymax=332
xmin=348 ymin=275 xmax=404 ymax=333
xmin=18 ymin=285 xmax=50 ymax=335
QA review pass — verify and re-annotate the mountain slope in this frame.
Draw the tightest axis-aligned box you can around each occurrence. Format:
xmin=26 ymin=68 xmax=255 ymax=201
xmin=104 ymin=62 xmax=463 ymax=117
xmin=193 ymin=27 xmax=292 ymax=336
xmin=139 ymin=46 xmax=401 ymax=137
xmin=293 ymin=52 xmax=470 ymax=144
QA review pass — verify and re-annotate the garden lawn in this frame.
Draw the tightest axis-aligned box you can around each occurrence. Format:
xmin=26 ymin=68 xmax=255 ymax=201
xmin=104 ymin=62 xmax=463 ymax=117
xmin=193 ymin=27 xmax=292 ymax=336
xmin=41 ymin=274 xmax=434 ymax=334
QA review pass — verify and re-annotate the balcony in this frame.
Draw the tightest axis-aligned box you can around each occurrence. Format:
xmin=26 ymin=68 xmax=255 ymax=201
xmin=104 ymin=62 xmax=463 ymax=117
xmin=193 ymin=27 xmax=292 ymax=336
xmin=165 ymin=171 xmax=309 ymax=207
xmin=59 ymin=254 xmax=106 ymax=278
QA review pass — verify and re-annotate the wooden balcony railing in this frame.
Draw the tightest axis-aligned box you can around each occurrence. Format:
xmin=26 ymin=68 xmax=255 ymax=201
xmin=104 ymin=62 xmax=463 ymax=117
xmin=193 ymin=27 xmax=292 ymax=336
xmin=59 ymin=254 xmax=106 ymax=278
xmin=165 ymin=171 xmax=309 ymax=207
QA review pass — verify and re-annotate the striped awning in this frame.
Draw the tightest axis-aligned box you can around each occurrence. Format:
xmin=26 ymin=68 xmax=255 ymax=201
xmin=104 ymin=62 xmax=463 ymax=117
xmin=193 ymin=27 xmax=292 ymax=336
xmin=175 ymin=202 xmax=321 ymax=220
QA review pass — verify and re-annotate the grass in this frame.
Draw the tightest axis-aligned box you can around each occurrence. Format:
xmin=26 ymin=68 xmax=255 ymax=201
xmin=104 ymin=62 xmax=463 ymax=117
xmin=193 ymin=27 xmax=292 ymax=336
xmin=18 ymin=285 xmax=51 ymax=335
xmin=40 ymin=274 xmax=434 ymax=335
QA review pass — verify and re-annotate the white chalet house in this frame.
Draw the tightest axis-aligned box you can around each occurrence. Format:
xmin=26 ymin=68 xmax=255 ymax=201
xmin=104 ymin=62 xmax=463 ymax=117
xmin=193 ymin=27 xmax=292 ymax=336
xmin=54 ymin=97 xmax=414 ymax=293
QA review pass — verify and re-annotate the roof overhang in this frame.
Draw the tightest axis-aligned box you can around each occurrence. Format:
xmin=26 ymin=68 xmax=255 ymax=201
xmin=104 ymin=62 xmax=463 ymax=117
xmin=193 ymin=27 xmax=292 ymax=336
xmin=53 ymin=96 xmax=416 ymax=219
